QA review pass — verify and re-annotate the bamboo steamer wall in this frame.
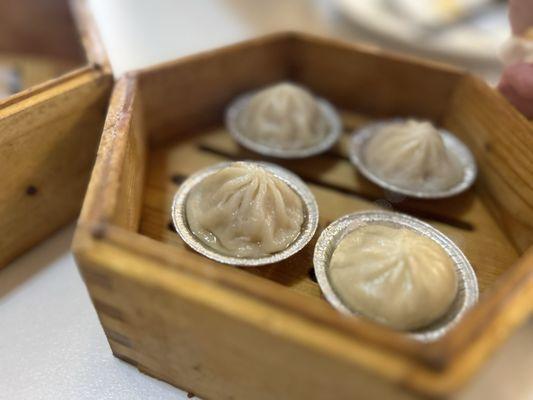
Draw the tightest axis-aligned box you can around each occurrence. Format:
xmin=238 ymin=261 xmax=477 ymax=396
xmin=0 ymin=0 xmax=112 ymax=267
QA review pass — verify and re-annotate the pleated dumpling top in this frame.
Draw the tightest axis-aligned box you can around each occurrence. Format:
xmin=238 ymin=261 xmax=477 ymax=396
xmin=186 ymin=162 xmax=305 ymax=258
xmin=364 ymin=119 xmax=463 ymax=192
xmin=237 ymin=82 xmax=329 ymax=150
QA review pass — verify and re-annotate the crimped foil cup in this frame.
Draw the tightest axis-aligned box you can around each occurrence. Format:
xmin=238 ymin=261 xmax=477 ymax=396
xmin=349 ymin=119 xmax=477 ymax=199
xmin=313 ymin=210 xmax=478 ymax=342
xmin=172 ymin=161 xmax=319 ymax=267
xmin=225 ymin=89 xmax=342 ymax=159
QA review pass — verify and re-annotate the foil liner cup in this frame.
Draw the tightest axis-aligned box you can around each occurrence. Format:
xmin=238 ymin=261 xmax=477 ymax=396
xmin=172 ymin=161 xmax=319 ymax=267
xmin=349 ymin=120 xmax=477 ymax=199
xmin=313 ymin=210 xmax=479 ymax=342
xmin=225 ymin=91 xmax=342 ymax=159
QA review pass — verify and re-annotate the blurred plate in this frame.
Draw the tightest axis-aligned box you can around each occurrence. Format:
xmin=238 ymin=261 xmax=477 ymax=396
xmin=334 ymin=0 xmax=509 ymax=63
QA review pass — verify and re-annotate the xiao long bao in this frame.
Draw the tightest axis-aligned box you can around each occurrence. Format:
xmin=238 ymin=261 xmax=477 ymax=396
xmin=313 ymin=211 xmax=478 ymax=340
xmin=226 ymin=82 xmax=342 ymax=158
xmin=350 ymin=118 xmax=477 ymax=198
xmin=365 ymin=119 xmax=463 ymax=192
xmin=173 ymin=161 xmax=319 ymax=266
xmin=329 ymin=224 xmax=458 ymax=330
xmin=186 ymin=162 xmax=303 ymax=257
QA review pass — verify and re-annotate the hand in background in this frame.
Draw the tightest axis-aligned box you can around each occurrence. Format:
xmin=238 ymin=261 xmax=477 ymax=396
xmin=498 ymin=0 xmax=533 ymax=118
xmin=508 ymin=0 xmax=533 ymax=34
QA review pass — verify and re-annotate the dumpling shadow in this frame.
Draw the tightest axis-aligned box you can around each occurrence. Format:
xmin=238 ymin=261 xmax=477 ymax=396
xmin=229 ymin=143 xmax=341 ymax=177
xmin=349 ymin=168 xmax=477 ymax=231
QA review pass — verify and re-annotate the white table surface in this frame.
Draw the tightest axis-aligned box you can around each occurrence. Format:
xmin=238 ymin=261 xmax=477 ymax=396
xmin=1 ymin=1 xmax=532 ymax=399
xmin=87 ymin=0 xmax=503 ymax=80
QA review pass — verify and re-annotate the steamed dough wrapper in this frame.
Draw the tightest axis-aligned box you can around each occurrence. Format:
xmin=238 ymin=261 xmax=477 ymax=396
xmin=364 ymin=120 xmax=463 ymax=192
xmin=186 ymin=162 xmax=305 ymax=258
xmin=329 ymin=225 xmax=458 ymax=330
xmin=237 ymin=83 xmax=330 ymax=150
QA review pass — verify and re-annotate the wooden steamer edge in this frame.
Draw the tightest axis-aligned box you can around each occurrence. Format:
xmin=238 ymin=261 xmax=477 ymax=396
xmin=0 ymin=0 xmax=112 ymax=267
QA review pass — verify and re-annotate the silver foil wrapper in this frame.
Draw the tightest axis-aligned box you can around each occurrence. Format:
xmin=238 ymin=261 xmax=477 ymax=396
xmin=172 ymin=161 xmax=319 ymax=267
xmin=313 ymin=210 xmax=478 ymax=342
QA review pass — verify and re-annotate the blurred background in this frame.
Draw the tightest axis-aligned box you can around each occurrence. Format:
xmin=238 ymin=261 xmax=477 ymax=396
xmin=0 ymin=0 xmax=510 ymax=99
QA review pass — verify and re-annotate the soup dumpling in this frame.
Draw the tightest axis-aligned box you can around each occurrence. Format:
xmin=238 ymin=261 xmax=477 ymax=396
xmin=186 ymin=162 xmax=305 ymax=258
xmin=329 ymin=224 xmax=458 ymax=330
xmin=364 ymin=119 xmax=463 ymax=192
xmin=237 ymin=82 xmax=329 ymax=150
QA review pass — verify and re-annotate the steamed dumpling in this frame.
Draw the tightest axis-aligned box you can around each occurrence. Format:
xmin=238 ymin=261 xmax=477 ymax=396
xmin=364 ymin=119 xmax=463 ymax=192
xmin=237 ymin=82 xmax=329 ymax=150
xmin=329 ymin=225 xmax=458 ymax=330
xmin=186 ymin=162 xmax=304 ymax=258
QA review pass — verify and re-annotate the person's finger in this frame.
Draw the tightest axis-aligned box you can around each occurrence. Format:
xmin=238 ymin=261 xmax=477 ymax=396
xmin=508 ymin=0 xmax=533 ymax=35
xmin=498 ymin=62 xmax=533 ymax=118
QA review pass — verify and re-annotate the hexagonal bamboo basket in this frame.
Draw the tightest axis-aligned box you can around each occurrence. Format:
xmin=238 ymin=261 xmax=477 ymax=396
xmin=74 ymin=33 xmax=533 ymax=399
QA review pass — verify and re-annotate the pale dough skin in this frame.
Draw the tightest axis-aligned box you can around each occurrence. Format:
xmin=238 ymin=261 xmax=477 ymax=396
xmin=329 ymin=225 xmax=458 ymax=330
xmin=237 ymin=82 xmax=329 ymax=150
xmin=186 ymin=162 xmax=304 ymax=258
xmin=364 ymin=119 xmax=464 ymax=192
